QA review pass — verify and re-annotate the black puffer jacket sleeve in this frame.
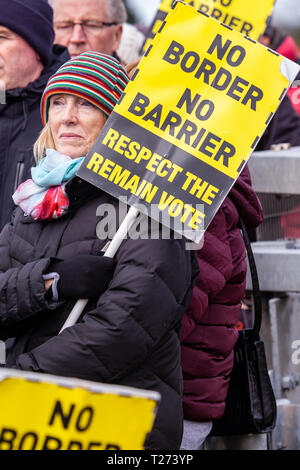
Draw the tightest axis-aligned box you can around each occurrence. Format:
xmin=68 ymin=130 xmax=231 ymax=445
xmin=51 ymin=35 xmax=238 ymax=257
xmin=0 ymin=224 xmax=61 ymax=336
xmin=14 ymin=237 xmax=194 ymax=382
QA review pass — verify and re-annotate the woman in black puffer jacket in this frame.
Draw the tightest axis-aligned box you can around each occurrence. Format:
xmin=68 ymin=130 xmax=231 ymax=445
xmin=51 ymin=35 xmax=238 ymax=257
xmin=0 ymin=52 xmax=197 ymax=450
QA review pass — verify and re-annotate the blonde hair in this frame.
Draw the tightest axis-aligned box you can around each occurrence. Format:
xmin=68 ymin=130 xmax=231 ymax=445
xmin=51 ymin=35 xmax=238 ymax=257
xmin=33 ymin=123 xmax=56 ymax=162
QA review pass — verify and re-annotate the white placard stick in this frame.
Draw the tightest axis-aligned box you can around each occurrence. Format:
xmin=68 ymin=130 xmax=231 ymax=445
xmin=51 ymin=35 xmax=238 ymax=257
xmin=59 ymin=205 xmax=140 ymax=333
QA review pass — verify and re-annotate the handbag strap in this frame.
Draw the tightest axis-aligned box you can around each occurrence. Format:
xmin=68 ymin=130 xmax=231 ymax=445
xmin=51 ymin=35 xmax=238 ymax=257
xmin=239 ymin=217 xmax=262 ymax=335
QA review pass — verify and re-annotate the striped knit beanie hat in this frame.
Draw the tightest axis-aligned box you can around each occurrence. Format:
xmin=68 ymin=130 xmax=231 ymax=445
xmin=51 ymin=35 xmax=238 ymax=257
xmin=41 ymin=52 xmax=129 ymax=125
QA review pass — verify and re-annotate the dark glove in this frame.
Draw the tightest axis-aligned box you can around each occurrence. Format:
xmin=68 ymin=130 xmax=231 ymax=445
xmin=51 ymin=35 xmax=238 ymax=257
xmin=48 ymin=255 xmax=116 ymax=300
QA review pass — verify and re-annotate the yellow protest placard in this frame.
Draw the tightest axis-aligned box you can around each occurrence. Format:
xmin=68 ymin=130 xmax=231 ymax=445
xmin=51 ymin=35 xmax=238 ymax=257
xmin=142 ymin=0 xmax=275 ymax=53
xmin=0 ymin=370 xmax=159 ymax=450
xmin=120 ymin=3 xmax=293 ymax=180
xmin=79 ymin=1 xmax=299 ymax=242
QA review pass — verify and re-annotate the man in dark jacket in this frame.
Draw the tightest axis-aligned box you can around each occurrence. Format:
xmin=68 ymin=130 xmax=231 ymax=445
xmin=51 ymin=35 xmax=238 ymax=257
xmin=0 ymin=0 xmax=69 ymax=230
xmin=256 ymin=95 xmax=300 ymax=150
xmin=256 ymin=23 xmax=300 ymax=150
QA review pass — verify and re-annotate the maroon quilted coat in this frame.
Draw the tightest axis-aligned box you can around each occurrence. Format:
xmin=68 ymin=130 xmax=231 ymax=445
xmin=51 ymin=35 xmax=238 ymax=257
xmin=181 ymin=165 xmax=264 ymax=422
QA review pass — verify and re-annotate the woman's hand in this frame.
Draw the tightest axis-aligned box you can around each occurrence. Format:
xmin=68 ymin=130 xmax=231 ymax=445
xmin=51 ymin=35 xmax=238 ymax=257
xmin=47 ymin=255 xmax=116 ymax=300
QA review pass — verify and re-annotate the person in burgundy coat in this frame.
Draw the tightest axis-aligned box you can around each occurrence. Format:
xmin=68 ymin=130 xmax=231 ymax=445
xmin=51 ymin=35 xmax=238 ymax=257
xmin=180 ymin=165 xmax=264 ymax=449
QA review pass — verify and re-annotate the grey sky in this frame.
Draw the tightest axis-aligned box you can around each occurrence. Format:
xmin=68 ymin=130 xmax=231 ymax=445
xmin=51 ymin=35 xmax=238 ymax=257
xmin=126 ymin=0 xmax=161 ymax=26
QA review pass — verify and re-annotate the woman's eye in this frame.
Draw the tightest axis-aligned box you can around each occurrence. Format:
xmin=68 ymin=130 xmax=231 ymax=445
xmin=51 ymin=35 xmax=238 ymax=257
xmin=81 ymin=100 xmax=93 ymax=107
xmin=52 ymin=99 xmax=64 ymax=106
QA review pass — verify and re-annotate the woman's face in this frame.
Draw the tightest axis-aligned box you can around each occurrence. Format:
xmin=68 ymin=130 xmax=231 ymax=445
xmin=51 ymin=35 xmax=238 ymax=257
xmin=48 ymin=94 xmax=106 ymax=159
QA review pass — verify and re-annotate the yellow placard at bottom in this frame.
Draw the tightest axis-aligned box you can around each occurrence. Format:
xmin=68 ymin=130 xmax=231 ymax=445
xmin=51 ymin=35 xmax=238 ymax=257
xmin=0 ymin=370 xmax=159 ymax=450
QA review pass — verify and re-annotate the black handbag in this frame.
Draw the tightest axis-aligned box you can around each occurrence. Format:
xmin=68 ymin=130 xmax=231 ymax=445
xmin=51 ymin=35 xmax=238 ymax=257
xmin=211 ymin=218 xmax=277 ymax=436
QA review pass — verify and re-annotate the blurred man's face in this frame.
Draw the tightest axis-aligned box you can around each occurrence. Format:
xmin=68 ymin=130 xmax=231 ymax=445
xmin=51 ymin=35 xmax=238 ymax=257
xmin=53 ymin=0 xmax=123 ymax=59
xmin=0 ymin=26 xmax=43 ymax=90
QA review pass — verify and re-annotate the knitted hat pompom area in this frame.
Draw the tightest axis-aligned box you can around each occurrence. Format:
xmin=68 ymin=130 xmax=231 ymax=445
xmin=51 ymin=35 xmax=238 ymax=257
xmin=41 ymin=52 xmax=130 ymax=125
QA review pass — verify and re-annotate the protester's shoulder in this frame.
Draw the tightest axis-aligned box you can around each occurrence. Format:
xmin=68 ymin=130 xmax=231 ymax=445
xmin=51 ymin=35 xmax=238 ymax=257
xmin=226 ymin=165 xmax=263 ymax=228
xmin=39 ymin=45 xmax=70 ymax=84
xmin=5 ymin=207 xmax=26 ymax=232
xmin=112 ymin=234 xmax=194 ymax=306
xmin=198 ymin=166 xmax=262 ymax=240
xmin=49 ymin=45 xmax=70 ymax=70
xmin=116 ymin=231 xmax=193 ymax=281
xmin=0 ymin=208 xmax=22 ymax=245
